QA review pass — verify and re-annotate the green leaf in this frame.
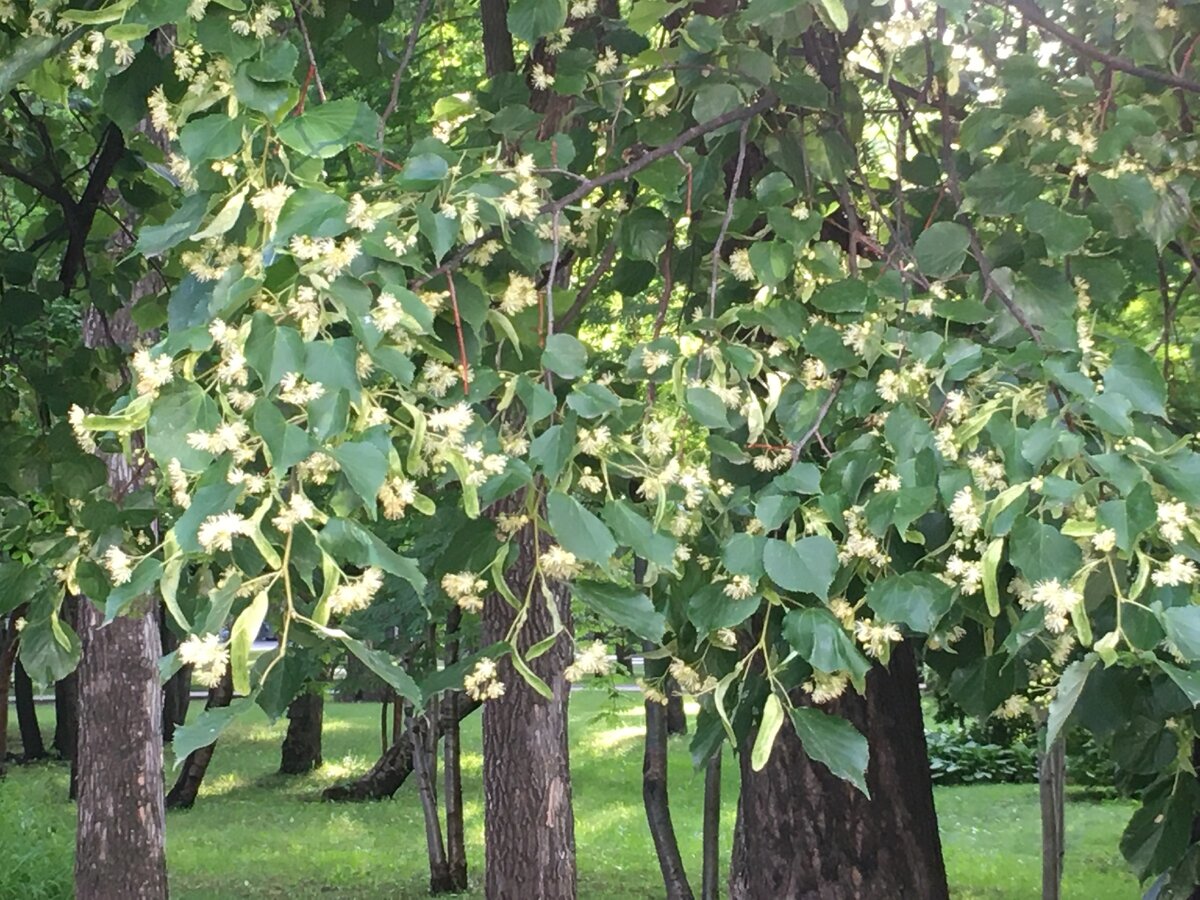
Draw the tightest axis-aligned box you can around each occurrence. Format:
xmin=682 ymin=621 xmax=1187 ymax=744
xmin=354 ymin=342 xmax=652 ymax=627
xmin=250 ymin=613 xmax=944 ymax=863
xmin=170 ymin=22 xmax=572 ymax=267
xmin=865 ymin=572 xmax=953 ymax=634
xmin=572 ymin=580 xmax=665 ymax=642
xmin=1024 ymin=199 xmax=1092 ymax=257
xmin=1102 ymin=345 xmax=1167 ymax=419
xmin=104 ymin=557 xmax=163 ymax=622
xmin=245 ymin=314 xmax=305 ymax=392
xmin=748 ymin=241 xmax=794 ymax=287
xmin=275 ymin=98 xmax=378 ymax=159
xmin=811 ymin=0 xmax=848 ymax=30
xmin=762 ymin=536 xmax=838 ymax=599
xmin=692 ymin=83 xmax=743 ymax=124
xmin=542 ymin=333 xmax=587 ymax=379
xmin=790 ymin=707 xmax=869 ymax=794
xmin=547 ymin=492 xmax=616 ymax=566
xmin=229 ymin=591 xmax=268 ymax=696
xmin=1096 ymin=482 xmax=1156 ymax=553
xmin=317 ymin=518 xmax=426 ymax=591
xmin=1009 ymin=517 xmax=1083 ymax=585
xmin=507 ymin=0 xmax=567 ymax=43
xmin=751 ymin=694 xmax=785 ymax=772
xmin=339 ymin=635 xmax=422 ymax=705
xmin=981 ymin=537 xmax=1003 ymax=617
xmin=782 ymin=608 xmax=871 ymax=686
xmin=1045 ymin=655 xmax=1095 ymax=747
xmin=1162 ymin=607 xmax=1200 ymax=662
xmin=685 ymin=387 xmax=731 ymax=429
xmin=529 ymin=420 xmax=577 ymax=481
xmin=603 ymin=500 xmax=676 ymax=569
xmin=331 ymin=441 xmax=388 ymax=513
xmin=688 ymin=582 xmax=758 ymax=633
xmin=398 ymin=153 xmax=449 ymax=188
xmin=253 ymin=400 xmax=315 ymax=472
xmin=754 ymin=494 xmax=800 ymax=531
xmin=137 ymin=194 xmax=208 ymax=256
xmin=913 ymin=221 xmax=970 ymax=278
xmin=173 ymin=698 xmax=255 ymax=760
xmin=566 ymin=382 xmax=620 ymax=418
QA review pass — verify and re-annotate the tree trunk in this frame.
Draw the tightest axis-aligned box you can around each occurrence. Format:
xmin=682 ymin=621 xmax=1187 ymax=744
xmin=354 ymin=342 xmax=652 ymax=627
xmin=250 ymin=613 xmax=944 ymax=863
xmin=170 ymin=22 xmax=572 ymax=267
xmin=615 ymin=643 xmax=634 ymax=676
xmin=15 ymin=656 xmax=47 ymax=760
xmin=165 ymin=666 xmax=233 ymax=810
xmin=322 ymin=694 xmax=480 ymax=801
xmin=481 ymin=492 xmax=576 ymax=899
xmin=55 ymin=595 xmax=80 ymax=798
xmin=279 ymin=689 xmax=324 ymax=774
xmin=444 ymin=608 xmax=468 ymax=892
xmin=1040 ymin=736 xmax=1066 ymax=900
xmin=665 ymin=683 xmax=688 ymax=737
xmin=728 ymin=641 xmax=948 ymax=900
xmin=75 ymin=594 xmax=169 ymax=899
xmin=412 ymin=706 xmax=453 ymax=894
xmin=480 ymin=0 xmax=514 ymax=78
xmin=643 ymin=650 xmax=694 ymax=900
xmin=159 ymin=610 xmax=190 ymax=744
xmin=0 ymin=622 xmax=19 ymax=777
xmin=701 ymin=752 xmax=721 ymax=900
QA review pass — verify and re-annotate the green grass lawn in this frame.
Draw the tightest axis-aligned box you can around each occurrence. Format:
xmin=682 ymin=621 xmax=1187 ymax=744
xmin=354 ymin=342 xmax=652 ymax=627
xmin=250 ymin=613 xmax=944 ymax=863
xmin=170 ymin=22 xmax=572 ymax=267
xmin=2 ymin=691 xmax=1139 ymax=899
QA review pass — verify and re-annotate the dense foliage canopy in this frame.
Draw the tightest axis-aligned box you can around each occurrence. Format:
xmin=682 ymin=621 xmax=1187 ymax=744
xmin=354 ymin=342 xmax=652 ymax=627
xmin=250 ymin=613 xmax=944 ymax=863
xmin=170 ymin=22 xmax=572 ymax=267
xmin=3 ymin=0 xmax=1200 ymax=890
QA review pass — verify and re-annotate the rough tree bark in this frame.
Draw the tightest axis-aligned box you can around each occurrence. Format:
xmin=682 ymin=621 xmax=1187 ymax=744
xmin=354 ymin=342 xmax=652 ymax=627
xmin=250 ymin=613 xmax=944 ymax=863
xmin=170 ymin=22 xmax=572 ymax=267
xmin=322 ymin=695 xmax=480 ymax=801
xmin=481 ymin=491 xmax=577 ymax=899
xmin=0 ymin=617 xmax=20 ymax=777
xmin=159 ymin=609 xmax=190 ymax=744
xmin=480 ymin=0 xmax=514 ymax=78
xmin=1040 ymin=736 xmax=1066 ymax=900
xmin=15 ymin=657 xmax=47 ymax=760
xmin=75 ymin=591 xmax=168 ymax=898
xmin=279 ymin=689 xmax=324 ymax=774
xmin=166 ymin=665 xmax=234 ymax=810
xmin=701 ymin=752 xmax=721 ymax=900
xmin=443 ymin=607 xmax=468 ymax=892
xmin=728 ymin=641 xmax=948 ymax=900
xmin=643 ymin=648 xmax=694 ymax=900
xmin=55 ymin=594 xmax=80 ymax=800
xmin=412 ymin=706 xmax=453 ymax=894
xmin=665 ymin=683 xmax=688 ymax=737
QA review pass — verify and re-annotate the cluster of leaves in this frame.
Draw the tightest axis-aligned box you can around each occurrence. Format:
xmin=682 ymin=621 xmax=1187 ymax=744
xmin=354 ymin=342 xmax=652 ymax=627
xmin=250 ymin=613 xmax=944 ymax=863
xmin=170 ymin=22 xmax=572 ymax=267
xmin=3 ymin=0 xmax=1200 ymax=888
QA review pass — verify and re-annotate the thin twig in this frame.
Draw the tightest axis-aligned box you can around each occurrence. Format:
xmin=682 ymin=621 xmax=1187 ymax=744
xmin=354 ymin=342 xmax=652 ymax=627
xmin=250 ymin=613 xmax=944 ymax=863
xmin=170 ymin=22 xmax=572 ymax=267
xmin=445 ymin=275 xmax=470 ymax=393
xmin=708 ymin=117 xmax=752 ymax=318
xmin=377 ymin=0 xmax=433 ymax=171
xmin=792 ymin=377 xmax=844 ymax=461
xmin=291 ymin=1 xmax=326 ymax=103
xmin=559 ymin=231 xmax=619 ymax=330
xmin=998 ymin=0 xmax=1200 ymax=94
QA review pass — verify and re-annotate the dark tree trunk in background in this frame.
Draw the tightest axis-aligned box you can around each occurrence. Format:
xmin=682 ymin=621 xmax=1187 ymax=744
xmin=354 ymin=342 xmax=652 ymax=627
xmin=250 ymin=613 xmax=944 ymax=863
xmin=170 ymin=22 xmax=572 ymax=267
xmin=412 ymin=709 xmax=453 ymax=894
xmin=665 ymin=683 xmax=687 ymax=737
xmin=279 ymin=690 xmax=324 ymax=774
xmin=1040 ymin=736 xmax=1066 ymax=900
xmin=75 ymin=594 xmax=168 ymax=899
xmin=159 ymin=610 xmax=190 ymax=744
xmin=323 ymin=695 xmax=480 ymax=801
xmin=0 ymin=621 xmax=19 ymax=777
xmin=480 ymin=0 xmax=514 ymax=77
xmin=15 ymin=657 xmax=47 ymax=760
xmin=481 ymin=492 xmax=577 ymax=899
xmin=643 ymin=649 xmax=693 ymax=900
xmin=444 ymin=608 xmax=468 ymax=892
xmin=165 ymin=666 xmax=233 ymax=810
xmin=55 ymin=595 xmax=80 ymax=798
xmin=728 ymin=641 xmax=948 ymax=900
xmin=615 ymin=643 xmax=634 ymax=676
xmin=701 ymin=752 xmax=721 ymax=900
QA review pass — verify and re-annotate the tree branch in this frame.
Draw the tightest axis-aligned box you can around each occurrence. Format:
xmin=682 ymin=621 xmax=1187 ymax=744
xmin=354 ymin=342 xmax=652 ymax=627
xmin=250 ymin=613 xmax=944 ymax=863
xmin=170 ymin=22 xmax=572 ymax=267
xmin=998 ymin=0 xmax=1200 ymax=94
xmin=377 ymin=0 xmax=433 ymax=168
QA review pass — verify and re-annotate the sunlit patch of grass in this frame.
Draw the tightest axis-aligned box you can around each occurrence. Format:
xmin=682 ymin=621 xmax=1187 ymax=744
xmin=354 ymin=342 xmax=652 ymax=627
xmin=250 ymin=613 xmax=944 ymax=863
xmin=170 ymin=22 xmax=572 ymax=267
xmin=4 ymin=689 xmax=1139 ymax=899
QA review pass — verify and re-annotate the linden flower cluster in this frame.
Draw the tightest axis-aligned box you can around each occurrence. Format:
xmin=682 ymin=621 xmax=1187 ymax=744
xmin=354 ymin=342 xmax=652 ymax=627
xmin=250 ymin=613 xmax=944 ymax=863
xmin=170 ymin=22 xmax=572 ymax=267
xmin=838 ymin=506 xmax=890 ymax=568
xmin=188 ymin=421 xmax=254 ymax=461
xmin=669 ymin=658 xmax=717 ymax=694
xmin=538 ymin=545 xmax=582 ymax=580
xmin=131 ymin=348 xmax=174 ymax=397
xmin=803 ymin=670 xmax=850 ymax=705
xmin=994 ymin=694 xmax=1031 ymax=720
xmin=329 ymin=568 xmax=384 ymax=617
xmin=948 ymin=487 xmax=982 ymax=536
xmin=210 ymin=318 xmax=249 ymax=386
xmin=179 ymin=633 xmax=230 ymax=688
xmin=875 ymin=361 xmax=931 ymax=403
xmin=854 ymin=618 xmax=903 ymax=659
xmin=724 ymin=574 xmax=756 ymax=600
xmin=289 ymin=235 xmax=362 ymax=284
xmin=442 ymin=571 xmax=488 ymax=613
xmin=1157 ymin=501 xmax=1192 ymax=545
xmin=378 ymin=476 xmax=418 ymax=520
xmin=564 ymin=641 xmax=611 ymax=682
xmin=1153 ymin=555 xmax=1199 ymax=588
xmin=464 ymin=658 xmax=505 ymax=701
xmin=102 ymin=546 xmax=134 ymax=585
xmin=1028 ymin=578 xmax=1081 ymax=634
xmin=498 ymin=155 xmax=542 ymax=220
xmin=498 ymin=273 xmax=539 ymax=316
xmin=197 ymin=512 xmax=251 ymax=553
